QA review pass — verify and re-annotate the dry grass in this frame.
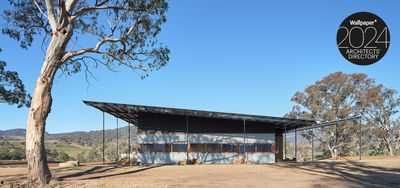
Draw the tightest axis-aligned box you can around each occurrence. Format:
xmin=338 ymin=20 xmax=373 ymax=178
xmin=1 ymin=159 xmax=400 ymax=188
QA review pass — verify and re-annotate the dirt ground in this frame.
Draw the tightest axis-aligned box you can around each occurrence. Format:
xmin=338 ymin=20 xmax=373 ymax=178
xmin=1 ymin=159 xmax=400 ymax=188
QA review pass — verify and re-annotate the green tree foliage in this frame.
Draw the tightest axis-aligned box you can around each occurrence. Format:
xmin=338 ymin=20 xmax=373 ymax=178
xmin=76 ymin=151 xmax=87 ymax=163
xmin=0 ymin=48 xmax=31 ymax=108
xmin=0 ymin=141 xmax=25 ymax=160
xmin=288 ymin=72 xmax=400 ymax=157
xmin=362 ymin=85 xmax=400 ymax=156
xmin=287 ymin=72 xmax=373 ymax=158
xmin=2 ymin=0 xmax=170 ymax=77
xmin=46 ymin=148 xmax=74 ymax=162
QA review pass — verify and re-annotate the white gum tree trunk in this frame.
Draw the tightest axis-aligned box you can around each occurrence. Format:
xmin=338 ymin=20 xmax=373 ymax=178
xmin=26 ymin=23 xmax=73 ymax=185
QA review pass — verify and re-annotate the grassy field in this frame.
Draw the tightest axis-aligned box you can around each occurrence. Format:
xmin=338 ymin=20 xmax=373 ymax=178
xmin=5 ymin=140 xmax=90 ymax=158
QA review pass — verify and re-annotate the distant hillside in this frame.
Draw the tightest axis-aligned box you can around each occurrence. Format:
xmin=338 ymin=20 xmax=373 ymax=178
xmin=1 ymin=126 xmax=138 ymax=147
xmin=0 ymin=128 xmax=51 ymax=139
xmin=50 ymin=126 xmax=138 ymax=146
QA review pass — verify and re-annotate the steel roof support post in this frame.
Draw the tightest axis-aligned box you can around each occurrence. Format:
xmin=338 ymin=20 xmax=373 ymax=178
xmin=128 ymin=108 xmax=131 ymax=166
xmin=243 ymin=118 xmax=246 ymax=162
xmin=102 ymin=112 xmax=105 ymax=165
xmin=284 ymin=124 xmax=287 ymax=160
xmin=116 ymin=118 xmax=119 ymax=163
xmin=186 ymin=115 xmax=189 ymax=160
xmin=335 ymin=120 xmax=338 ymax=159
xmin=295 ymin=129 xmax=297 ymax=162
xmin=359 ymin=118 xmax=362 ymax=161
xmin=311 ymin=129 xmax=314 ymax=162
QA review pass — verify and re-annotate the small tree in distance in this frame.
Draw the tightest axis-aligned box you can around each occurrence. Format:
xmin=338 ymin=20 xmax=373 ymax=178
xmin=2 ymin=0 xmax=169 ymax=185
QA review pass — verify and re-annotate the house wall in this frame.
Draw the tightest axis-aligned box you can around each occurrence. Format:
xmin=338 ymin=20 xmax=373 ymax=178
xmin=134 ymin=133 xmax=275 ymax=164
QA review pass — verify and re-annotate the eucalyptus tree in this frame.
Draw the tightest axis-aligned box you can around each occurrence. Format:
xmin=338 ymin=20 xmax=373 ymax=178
xmin=2 ymin=0 xmax=169 ymax=185
xmin=287 ymin=72 xmax=374 ymax=158
xmin=362 ymin=85 xmax=400 ymax=156
xmin=0 ymin=48 xmax=31 ymax=107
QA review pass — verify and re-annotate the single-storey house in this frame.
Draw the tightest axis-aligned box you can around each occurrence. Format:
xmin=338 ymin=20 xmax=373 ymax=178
xmin=84 ymin=101 xmax=315 ymax=164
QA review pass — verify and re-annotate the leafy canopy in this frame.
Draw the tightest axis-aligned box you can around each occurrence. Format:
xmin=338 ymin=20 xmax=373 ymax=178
xmin=0 ymin=48 xmax=31 ymax=108
xmin=2 ymin=0 xmax=170 ymax=78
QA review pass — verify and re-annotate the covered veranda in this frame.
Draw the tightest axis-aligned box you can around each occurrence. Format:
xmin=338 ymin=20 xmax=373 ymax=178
xmin=83 ymin=101 xmax=361 ymax=164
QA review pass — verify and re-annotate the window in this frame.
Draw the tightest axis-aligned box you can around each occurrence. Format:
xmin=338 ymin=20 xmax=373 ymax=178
xmin=256 ymin=143 xmax=272 ymax=152
xmin=139 ymin=144 xmax=171 ymax=153
xmin=207 ymin=144 xmax=222 ymax=152
xmin=190 ymin=144 xmax=206 ymax=152
xmin=245 ymin=144 xmax=256 ymax=152
xmin=221 ymin=144 xmax=238 ymax=152
xmin=172 ymin=144 xmax=187 ymax=152
xmin=138 ymin=143 xmax=273 ymax=153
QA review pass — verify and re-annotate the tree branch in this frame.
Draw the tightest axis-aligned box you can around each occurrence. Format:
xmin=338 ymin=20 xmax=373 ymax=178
xmin=71 ymin=6 xmax=146 ymax=20
xmin=44 ymin=0 xmax=58 ymax=31
xmin=33 ymin=0 xmax=48 ymax=19
xmin=65 ymin=0 xmax=78 ymax=13
xmin=62 ymin=19 xmax=144 ymax=62
xmin=61 ymin=37 xmax=125 ymax=62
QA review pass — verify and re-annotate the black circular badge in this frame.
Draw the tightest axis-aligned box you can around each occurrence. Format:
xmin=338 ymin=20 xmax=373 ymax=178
xmin=337 ymin=12 xmax=390 ymax=65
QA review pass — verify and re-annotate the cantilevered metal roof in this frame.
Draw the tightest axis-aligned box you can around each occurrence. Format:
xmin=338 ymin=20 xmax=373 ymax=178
xmin=83 ymin=101 xmax=316 ymax=131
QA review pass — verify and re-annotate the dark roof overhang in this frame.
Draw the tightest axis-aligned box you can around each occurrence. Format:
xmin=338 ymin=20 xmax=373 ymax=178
xmin=83 ymin=101 xmax=316 ymax=131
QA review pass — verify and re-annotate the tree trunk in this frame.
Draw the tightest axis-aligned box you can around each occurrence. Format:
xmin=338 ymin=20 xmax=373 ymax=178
xmin=329 ymin=148 xmax=335 ymax=158
xmin=334 ymin=148 xmax=338 ymax=159
xmin=26 ymin=24 xmax=73 ymax=185
xmin=26 ymin=59 xmax=57 ymax=185
xmin=383 ymin=136 xmax=394 ymax=157
xmin=387 ymin=143 xmax=394 ymax=157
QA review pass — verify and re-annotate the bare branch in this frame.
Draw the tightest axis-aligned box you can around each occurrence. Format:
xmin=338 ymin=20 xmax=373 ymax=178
xmin=71 ymin=6 xmax=146 ymax=20
xmin=33 ymin=0 xmax=48 ymax=19
xmin=62 ymin=19 xmax=144 ymax=62
xmin=61 ymin=37 xmax=124 ymax=62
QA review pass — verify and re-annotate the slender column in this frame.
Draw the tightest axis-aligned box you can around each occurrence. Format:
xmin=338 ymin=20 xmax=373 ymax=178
xmin=186 ymin=116 xmax=189 ymax=159
xmin=128 ymin=123 xmax=131 ymax=166
xmin=311 ymin=129 xmax=314 ymax=162
xmin=359 ymin=118 xmax=362 ymax=160
xmin=335 ymin=120 xmax=338 ymax=159
xmin=295 ymin=129 xmax=297 ymax=161
xmin=243 ymin=119 xmax=246 ymax=162
xmin=284 ymin=124 xmax=287 ymax=159
xmin=128 ymin=109 xmax=131 ymax=166
xmin=102 ymin=112 xmax=105 ymax=165
xmin=116 ymin=118 xmax=119 ymax=162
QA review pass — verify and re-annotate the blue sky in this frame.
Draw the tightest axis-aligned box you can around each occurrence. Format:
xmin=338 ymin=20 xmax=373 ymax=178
xmin=1 ymin=0 xmax=399 ymax=133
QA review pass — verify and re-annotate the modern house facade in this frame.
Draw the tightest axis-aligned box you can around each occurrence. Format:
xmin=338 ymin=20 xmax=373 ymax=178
xmin=84 ymin=101 xmax=316 ymax=164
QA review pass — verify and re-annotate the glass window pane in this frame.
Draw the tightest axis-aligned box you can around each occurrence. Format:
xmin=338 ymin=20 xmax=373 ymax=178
xmin=139 ymin=144 xmax=171 ymax=153
xmin=245 ymin=144 xmax=256 ymax=153
xmin=190 ymin=144 xmax=206 ymax=152
xmin=172 ymin=144 xmax=187 ymax=152
xmin=256 ymin=144 xmax=272 ymax=152
xmin=222 ymin=144 xmax=238 ymax=152
xmin=207 ymin=144 xmax=221 ymax=152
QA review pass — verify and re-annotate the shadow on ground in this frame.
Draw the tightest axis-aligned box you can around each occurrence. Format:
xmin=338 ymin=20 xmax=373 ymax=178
xmin=285 ymin=161 xmax=400 ymax=187
xmin=57 ymin=164 xmax=164 ymax=180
